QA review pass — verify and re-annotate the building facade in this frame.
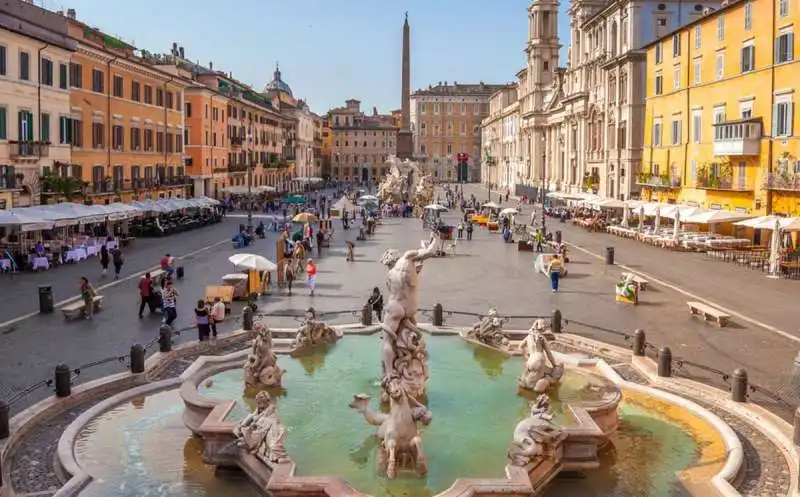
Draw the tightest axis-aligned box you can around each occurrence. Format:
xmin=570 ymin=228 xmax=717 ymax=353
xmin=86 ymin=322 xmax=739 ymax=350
xmin=481 ymin=87 xmax=521 ymax=190
xmin=410 ymin=82 xmax=504 ymax=182
xmin=285 ymin=100 xmax=316 ymax=180
xmin=643 ymin=0 xmax=800 ymax=216
xmin=329 ymin=99 xmax=397 ymax=182
xmin=0 ymin=3 xmax=75 ymax=208
xmin=182 ymin=84 xmax=230 ymax=197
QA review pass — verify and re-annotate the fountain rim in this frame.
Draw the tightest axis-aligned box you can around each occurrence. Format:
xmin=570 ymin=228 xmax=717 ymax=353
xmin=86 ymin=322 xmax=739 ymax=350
xmin=45 ymin=327 xmax=747 ymax=497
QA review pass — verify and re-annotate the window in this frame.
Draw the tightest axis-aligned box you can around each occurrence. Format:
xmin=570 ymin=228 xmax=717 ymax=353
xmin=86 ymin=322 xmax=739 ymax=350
xmin=672 ymin=33 xmax=681 ymax=56
xmin=694 ymin=25 xmax=702 ymax=49
xmin=0 ymin=46 xmax=5 ymax=76
xmin=737 ymin=161 xmax=747 ymax=189
xmin=58 ymin=63 xmax=67 ymax=89
xmin=780 ymin=0 xmax=788 ymax=17
xmin=655 ymin=42 xmax=663 ymax=64
xmin=714 ymin=107 xmax=726 ymax=124
xmin=420 ymin=103 xmax=426 ymax=114
xmin=0 ymin=107 xmax=7 ymax=140
xmin=691 ymin=160 xmax=697 ymax=182
xmin=693 ymin=58 xmax=702 ymax=85
xmin=144 ymin=85 xmax=153 ymax=104
xmin=774 ymin=99 xmax=793 ymax=137
xmin=91 ymin=122 xmax=104 ymax=148
xmin=112 ymin=125 xmax=124 ymax=150
xmin=744 ymin=2 xmax=752 ymax=30
xmin=18 ymin=110 xmax=33 ymax=141
xmin=741 ymin=44 xmax=755 ymax=72
xmin=717 ymin=15 xmax=725 ymax=41
xmin=131 ymin=81 xmax=140 ymax=101
xmin=19 ymin=51 xmax=29 ymax=81
xmin=715 ymin=52 xmax=725 ymax=80
xmin=447 ymin=143 xmax=452 ymax=154
xmin=671 ymin=120 xmax=682 ymax=145
xmin=130 ymin=127 xmax=141 ymax=150
xmin=58 ymin=116 xmax=72 ymax=144
xmin=461 ymin=103 xmax=467 ymax=114
xmin=185 ymin=102 xmax=192 ymax=117
xmin=776 ymin=32 xmax=794 ymax=63
xmin=653 ymin=121 xmax=662 ymax=146
xmin=112 ymin=75 xmax=123 ymax=97
xmin=166 ymin=92 xmax=173 ymax=109
xmin=69 ymin=62 xmax=82 ymax=88
xmin=156 ymin=88 xmax=164 ymax=106
xmin=673 ymin=66 xmax=681 ymax=90
xmin=740 ymin=101 xmax=753 ymax=118
xmin=447 ymin=103 xmax=453 ymax=114
xmin=40 ymin=59 xmax=53 ymax=86
xmin=92 ymin=69 xmax=104 ymax=93
xmin=39 ymin=113 xmax=50 ymax=142
xmin=654 ymin=74 xmax=663 ymax=95
xmin=71 ymin=119 xmax=83 ymax=147
xmin=692 ymin=110 xmax=702 ymax=142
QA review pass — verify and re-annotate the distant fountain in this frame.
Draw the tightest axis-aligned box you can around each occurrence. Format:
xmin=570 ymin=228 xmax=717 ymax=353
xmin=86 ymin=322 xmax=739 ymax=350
xmin=291 ymin=307 xmax=341 ymax=352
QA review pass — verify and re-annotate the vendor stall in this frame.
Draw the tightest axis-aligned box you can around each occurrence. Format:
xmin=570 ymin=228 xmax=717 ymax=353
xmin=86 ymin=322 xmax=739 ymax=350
xmin=615 ymin=274 xmax=639 ymax=305
xmin=221 ymin=273 xmax=249 ymax=300
xmin=205 ymin=285 xmax=234 ymax=313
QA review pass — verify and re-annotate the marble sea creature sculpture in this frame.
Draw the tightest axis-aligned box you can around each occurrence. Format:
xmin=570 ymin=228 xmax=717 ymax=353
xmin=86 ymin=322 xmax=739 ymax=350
xmin=508 ymin=394 xmax=564 ymax=467
xmin=379 ymin=233 xmax=441 ymax=398
xmin=243 ymin=322 xmax=284 ymax=389
xmin=465 ymin=308 xmax=509 ymax=350
xmin=234 ymin=391 xmax=290 ymax=465
xmin=519 ymin=322 xmax=564 ymax=393
xmin=349 ymin=375 xmax=431 ymax=478
xmin=292 ymin=307 xmax=341 ymax=350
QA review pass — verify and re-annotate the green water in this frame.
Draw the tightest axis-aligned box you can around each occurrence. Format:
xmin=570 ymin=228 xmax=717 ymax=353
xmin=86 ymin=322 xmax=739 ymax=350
xmin=72 ymin=336 xmax=700 ymax=497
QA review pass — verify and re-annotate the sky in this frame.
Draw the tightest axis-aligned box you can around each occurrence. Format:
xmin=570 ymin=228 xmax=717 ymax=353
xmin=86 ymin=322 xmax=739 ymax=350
xmin=41 ymin=0 xmax=572 ymax=115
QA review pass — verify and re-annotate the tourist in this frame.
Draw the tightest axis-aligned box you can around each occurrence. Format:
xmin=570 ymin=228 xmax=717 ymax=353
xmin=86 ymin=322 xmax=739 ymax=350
xmin=79 ymin=276 xmax=96 ymax=320
xmin=112 ymin=247 xmax=124 ymax=279
xmin=346 ymin=240 xmax=355 ymax=261
xmin=466 ymin=221 xmax=474 ymax=241
xmin=457 ymin=221 xmax=464 ymax=239
xmin=547 ymin=254 xmax=564 ymax=293
xmin=138 ymin=272 xmax=155 ymax=318
xmin=99 ymin=245 xmax=110 ymax=277
xmin=193 ymin=299 xmax=211 ymax=341
xmin=368 ymin=286 xmax=384 ymax=321
xmin=306 ymin=258 xmax=317 ymax=296
xmin=534 ymin=229 xmax=545 ymax=252
xmin=160 ymin=253 xmax=175 ymax=279
xmin=284 ymin=262 xmax=295 ymax=295
xmin=211 ymin=296 xmax=226 ymax=339
xmin=161 ymin=280 xmax=179 ymax=326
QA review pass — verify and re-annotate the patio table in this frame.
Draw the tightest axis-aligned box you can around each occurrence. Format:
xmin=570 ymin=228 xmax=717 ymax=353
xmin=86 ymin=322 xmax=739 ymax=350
xmin=32 ymin=257 xmax=49 ymax=270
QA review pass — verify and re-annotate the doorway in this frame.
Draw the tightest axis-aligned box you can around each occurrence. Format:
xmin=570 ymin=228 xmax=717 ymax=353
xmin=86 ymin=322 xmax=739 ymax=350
xmin=361 ymin=167 xmax=369 ymax=183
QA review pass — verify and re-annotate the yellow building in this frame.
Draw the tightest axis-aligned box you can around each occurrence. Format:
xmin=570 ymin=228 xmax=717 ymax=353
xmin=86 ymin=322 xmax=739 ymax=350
xmin=642 ymin=0 xmax=800 ymax=215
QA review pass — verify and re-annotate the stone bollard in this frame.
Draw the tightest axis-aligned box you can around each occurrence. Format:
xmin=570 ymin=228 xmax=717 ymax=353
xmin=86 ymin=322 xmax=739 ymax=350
xmin=159 ymin=325 xmax=173 ymax=353
xmin=361 ymin=304 xmax=372 ymax=326
xmin=0 ymin=400 xmax=9 ymax=440
xmin=243 ymin=306 xmax=254 ymax=331
xmin=432 ymin=303 xmax=444 ymax=327
xmin=605 ymin=246 xmax=615 ymax=265
xmin=54 ymin=364 xmax=72 ymax=398
xmin=551 ymin=308 xmax=562 ymax=334
xmin=555 ymin=230 xmax=562 ymax=244
xmin=130 ymin=344 xmax=146 ymax=374
xmin=633 ymin=329 xmax=646 ymax=356
xmin=657 ymin=347 xmax=672 ymax=377
xmin=794 ymin=408 xmax=800 ymax=446
xmin=731 ymin=368 xmax=748 ymax=403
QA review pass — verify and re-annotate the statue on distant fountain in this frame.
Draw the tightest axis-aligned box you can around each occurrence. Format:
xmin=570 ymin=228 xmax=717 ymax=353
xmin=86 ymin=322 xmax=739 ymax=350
xmin=508 ymin=394 xmax=564 ymax=467
xmin=379 ymin=233 xmax=442 ymax=399
xmin=465 ymin=308 xmax=509 ymax=350
xmin=244 ymin=322 xmax=283 ymax=389
xmin=349 ymin=374 xmax=431 ymax=479
xmin=518 ymin=320 xmax=563 ymax=393
xmin=292 ymin=307 xmax=340 ymax=351
xmin=411 ymin=172 xmax=434 ymax=217
xmin=234 ymin=391 xmax=290 ymax=465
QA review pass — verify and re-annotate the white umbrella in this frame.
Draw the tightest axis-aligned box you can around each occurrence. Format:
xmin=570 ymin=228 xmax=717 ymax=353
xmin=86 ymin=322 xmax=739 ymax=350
xmin=424 ymin=204 xmax=448 ymax=211
xmin=500 ymin=207 xmax=519 ymax=215
xmin=620 ymin=202 xmax=630 ymax=228
xmin=228 ymin=253 xmax=278 ymax=271
xmin=482 ymin=201 xmax=500 ymax=209
xmin=769 ymin=218 xmax=782 ymax=278
xmin=683 ymin=210 xmax=752 ymax=224
xmin=736 ymin=215 xmax=800 ymax=231
xmin=0 ymin=211 xmax=54 ymax=231
xmin=596 ymin=198 xmax=626 ymax=209
xmin=358 ymin=194 xmax=378 ymax=201
xmin=638 ymin=206 xmax=644 ymax=231
xmin=653 ymin=205 xmax=661 ymax=232
xmin=673 ymin=208 xmax=681 ymax=242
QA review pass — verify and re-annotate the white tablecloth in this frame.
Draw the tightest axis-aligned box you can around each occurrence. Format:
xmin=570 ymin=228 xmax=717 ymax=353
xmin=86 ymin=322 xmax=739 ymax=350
xmin=65 ymin=248 xmax=88 ymax=263
xmin=0 ymin=259 xmax=11 ymax=271
xmin=32 ymin=257 xmax=49 ymax=270
xmin=86 ymin=246 xmax=99 ymax=257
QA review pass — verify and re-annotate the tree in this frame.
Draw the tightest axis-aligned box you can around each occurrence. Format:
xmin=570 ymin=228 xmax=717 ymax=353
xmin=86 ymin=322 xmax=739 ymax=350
xmin=40 ymin=172 xmax=83 ymax=203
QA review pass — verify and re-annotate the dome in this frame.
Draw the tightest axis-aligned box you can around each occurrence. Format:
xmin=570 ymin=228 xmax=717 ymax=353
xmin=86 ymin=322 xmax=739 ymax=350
xmin=264 ymin=63 xmax=293 ymax=96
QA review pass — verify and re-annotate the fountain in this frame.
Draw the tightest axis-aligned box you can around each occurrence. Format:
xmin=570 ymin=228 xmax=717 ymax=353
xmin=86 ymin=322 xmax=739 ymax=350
xmin=377 ymin=155 xmax=434 ymax=216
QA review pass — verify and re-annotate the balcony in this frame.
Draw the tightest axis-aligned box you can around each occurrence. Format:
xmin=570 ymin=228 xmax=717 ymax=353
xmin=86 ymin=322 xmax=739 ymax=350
xmin=84 ymin=177 xmax=191 ymax=194
xmin=230 ymin=136 xmax=245 ymax=147
xmin=636 ymin=174 xmax=681 ymax=189
xmin=712 ymin=119 xmax=762 ymax=156
xmin=9 ymin=141 xmax=50 ymax=160
xmin=695 ymin=176 xmax=754 ymax=191
xmin=763 ymin=172 xmax=800 ymax=191
xmin=228 ymin=164 xmax=250 ymax=173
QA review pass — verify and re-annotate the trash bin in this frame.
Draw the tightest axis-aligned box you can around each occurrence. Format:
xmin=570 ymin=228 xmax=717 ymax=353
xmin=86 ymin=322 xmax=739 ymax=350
xmin=38 ymin=285 xmax=54 ymax=313
xmin=605 ymin=247 xmax=615 ymax=265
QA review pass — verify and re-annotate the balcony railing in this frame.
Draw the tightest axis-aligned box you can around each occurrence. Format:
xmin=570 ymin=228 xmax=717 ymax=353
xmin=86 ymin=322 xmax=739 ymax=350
xmin=76 ymin=177 xmax=191 ymax=195
xmin=763 ymin=172 xmax=800 ymax=191
xmin=636 ymin=174 xmax=681 ymax=188
xmin=694 ymin=176 xmax=755 ymax=191
xmin=9 ymin=141 xmax=50 ymax=159
xmin=713 ymin=119 xmax=762 ymax=156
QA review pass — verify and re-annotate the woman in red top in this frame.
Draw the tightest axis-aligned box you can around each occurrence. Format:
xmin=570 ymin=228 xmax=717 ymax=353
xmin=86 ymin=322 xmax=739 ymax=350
xmin=306 ymin=258 xmax=317 ymax=296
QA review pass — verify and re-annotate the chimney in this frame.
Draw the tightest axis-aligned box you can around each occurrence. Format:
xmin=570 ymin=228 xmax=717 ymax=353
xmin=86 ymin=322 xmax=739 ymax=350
xmin=209 ymin=61 xmax=213 ymax=70
xmin=179 ymin=46 xmax=184 ymax=58
xmin=66 ymin=8 xmax=76 ymax=19
xmin=172 ymin=42 xmax=178 ymax=55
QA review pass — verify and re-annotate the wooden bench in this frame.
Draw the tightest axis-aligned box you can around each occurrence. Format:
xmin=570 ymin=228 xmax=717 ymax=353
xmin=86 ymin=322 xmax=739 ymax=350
xmin=62 ymin=295 xmax=104 ymax=321
xmin=687 ymin=301 xmax=731 ymax=327
xmin=621 ymin=272 xmax=649 ymax=291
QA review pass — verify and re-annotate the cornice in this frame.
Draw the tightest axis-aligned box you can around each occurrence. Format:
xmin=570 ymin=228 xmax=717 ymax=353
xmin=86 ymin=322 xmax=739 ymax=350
xmin=76 ymin=44 xmax=191 ymax=88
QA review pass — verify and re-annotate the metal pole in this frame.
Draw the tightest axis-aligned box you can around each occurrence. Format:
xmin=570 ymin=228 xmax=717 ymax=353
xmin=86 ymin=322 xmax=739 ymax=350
xmin=247 ymin=161 xmax=253 ymax=229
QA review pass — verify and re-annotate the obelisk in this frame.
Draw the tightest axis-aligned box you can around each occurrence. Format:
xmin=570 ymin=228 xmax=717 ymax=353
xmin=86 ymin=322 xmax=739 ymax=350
xmin=396 ymin=12 xmax=414 ymax=160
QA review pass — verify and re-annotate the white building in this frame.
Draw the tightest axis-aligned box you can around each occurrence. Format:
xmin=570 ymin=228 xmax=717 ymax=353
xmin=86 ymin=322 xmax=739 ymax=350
xmin=481 ymin=87 xmax=522 ymax=191
xmin=287 ymin=100 xmax=317 ymax=180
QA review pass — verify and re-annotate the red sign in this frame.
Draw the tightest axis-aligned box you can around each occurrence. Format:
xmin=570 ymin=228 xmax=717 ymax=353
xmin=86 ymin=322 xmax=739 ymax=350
xmin=456 ymin=153 xmax=470 ymax=161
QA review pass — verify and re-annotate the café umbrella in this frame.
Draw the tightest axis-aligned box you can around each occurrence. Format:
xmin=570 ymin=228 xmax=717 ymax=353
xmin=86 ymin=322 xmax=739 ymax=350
xmin=228 ymin=253 xmax=278 ymax=272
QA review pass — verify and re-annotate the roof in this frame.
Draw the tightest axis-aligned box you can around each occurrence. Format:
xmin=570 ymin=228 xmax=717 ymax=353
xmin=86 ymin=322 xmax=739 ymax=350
xmin=642 ymin=1 xmax=742 ymax=51
xmin=411 ymin=82 xmax=511 ymax=97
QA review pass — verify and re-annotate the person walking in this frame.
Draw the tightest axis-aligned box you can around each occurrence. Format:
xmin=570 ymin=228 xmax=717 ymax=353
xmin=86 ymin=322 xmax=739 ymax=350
xmin=112 ymin=247 xmax=124 ymax=279
xmin=99 ymin=245 xmax=110 ymax=277
xmin=457 ymin=221 xmax=464 ymax=240
xmin=346 ymin=240 xmax=355 ymax=261
xmin=161 ymin=280 xmax=179 ymax=326
xmin=534 ymin=229 xmax=545 ymax=252
xmin=368 ymin=286 xmax=384 ymax=321
xmin=284 ymin=262 xmax=295 ymax=295
xmin=547 ymin=254 xmax=564 ymax=293
xmin=138 ymin=272 xmax=155 ymax=318
xmin=466 ymin=221 xmax=474 ymax=241
xmin=79 ymin=276 xmax=96 ymax=320
xmin=193 ymin=299 xmax=211 ymax=341
xmin=211 ymin=296 xmax=226 ymax=339
xmin=306 ymin=258 xmax=317 ymax=296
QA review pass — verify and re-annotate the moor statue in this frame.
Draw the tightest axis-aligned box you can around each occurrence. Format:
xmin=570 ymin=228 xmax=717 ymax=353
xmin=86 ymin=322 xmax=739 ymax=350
xmin=519 ymin=319 xmax=564 ymax=393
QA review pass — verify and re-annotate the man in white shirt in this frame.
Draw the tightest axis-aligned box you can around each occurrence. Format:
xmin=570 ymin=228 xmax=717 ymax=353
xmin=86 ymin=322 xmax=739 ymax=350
xmin=211 ymin=297 xmax=226 ymax=338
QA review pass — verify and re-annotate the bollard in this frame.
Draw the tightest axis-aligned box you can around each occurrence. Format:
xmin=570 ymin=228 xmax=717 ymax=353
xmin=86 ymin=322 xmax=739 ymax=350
xmin=0 ymin=400 xmax=9 ymax=440
xmin=657 ymin=347 xmax=672 ymax=377
xmin=794 ymin=408 xmax=800 ymax=446
xmin=54 ymin=364 xmax=71 ymax=398
xmin=159 ymin=325 xmax=173 ymax=353
xmin=605 ymin=246 xmax=615 ymax=265
xmin=243 ymin=306 xmax=254 ymax=331
xmin=555 ymin=230 xmax=562 ymax=244
xmin=633 ymin=329 xmax=646 ymax=356
xmin=432 ymin=303 xmax=444 ymax=327
xmin=130 ymin=344 xmax=146 ymax=374
xmin=731 ymin=368 xmax=748 ymax=402
xmin=361 ymin=304 xmax=372 ymax=326
xmin=551 ymin=308 xmax=562 ymax=334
